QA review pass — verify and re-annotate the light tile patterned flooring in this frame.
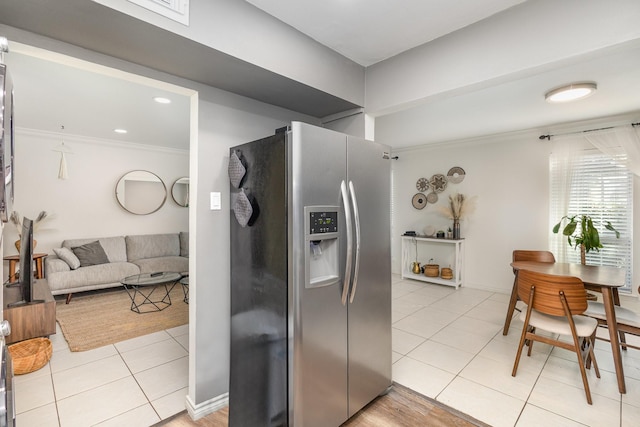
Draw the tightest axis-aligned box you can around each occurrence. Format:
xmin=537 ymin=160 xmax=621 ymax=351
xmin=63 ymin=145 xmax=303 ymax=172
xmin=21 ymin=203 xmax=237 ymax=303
xmin=13 ymin=323 xmax=188 ymax=426
xmin=13 ymin=275 xmax=640 ymax=426
xmin=391 ymin=274 xmax=640 ymax=427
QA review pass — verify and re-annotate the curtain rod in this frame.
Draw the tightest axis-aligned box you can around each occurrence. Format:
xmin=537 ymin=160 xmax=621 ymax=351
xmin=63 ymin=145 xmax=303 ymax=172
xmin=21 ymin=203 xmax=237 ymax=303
xmin=539 ymin=122 xmax=640 ymax=141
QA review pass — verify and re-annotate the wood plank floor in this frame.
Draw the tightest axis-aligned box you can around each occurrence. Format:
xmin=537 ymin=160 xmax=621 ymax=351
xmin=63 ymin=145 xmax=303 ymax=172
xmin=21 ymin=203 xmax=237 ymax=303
xmin=155 ymin=383 xmax=489 ymax=427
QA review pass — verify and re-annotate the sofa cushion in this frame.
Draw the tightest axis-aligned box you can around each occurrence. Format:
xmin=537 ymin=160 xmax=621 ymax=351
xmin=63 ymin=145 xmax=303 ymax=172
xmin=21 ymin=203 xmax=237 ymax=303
xmin=45 ymin=257 xmax=71 ymax=275
xmin=71 ymin=241 xmax=110 ymax=267
xmin=53 ymin=247 xmax=81 ymax=270
xmin=180 ymin=232 xmax=189 ymax=257
xmin=126 ymin=234 xmax=180 ymax=261
xmin=46 ymin=262 xmax=140 ymax=293
xmin=63 ymin=236 xmax=128 ymax=263
xmin=132 ymin=256 xmax=189 ymax=274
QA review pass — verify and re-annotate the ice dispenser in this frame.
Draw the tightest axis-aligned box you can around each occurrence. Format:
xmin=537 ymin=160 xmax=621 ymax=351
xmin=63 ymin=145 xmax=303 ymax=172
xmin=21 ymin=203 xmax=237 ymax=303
xmin=305 ymin=207 xmax=340 ymax=288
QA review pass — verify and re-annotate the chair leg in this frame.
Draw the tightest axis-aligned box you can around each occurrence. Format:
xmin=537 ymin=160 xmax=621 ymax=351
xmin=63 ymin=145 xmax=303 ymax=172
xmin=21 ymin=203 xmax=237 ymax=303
xmin=65 ymin=293 xmax=73 ymax=304
xmin=586 ymin=332 xmax=595 ymax=369
xmin=619 ymin=330 xmax=627 ymax=351
xmin=526 ymin=326 xmax=535 ymax=356
xmin=589 ymin=342 xmax=600 ymax=379
xmin=503 ymin=276 xmax=520 ymax=335
xmin=512 ymin=313 xmax=532 ymax=377
xmin=571 ymin=334 xmax=594 ymax=405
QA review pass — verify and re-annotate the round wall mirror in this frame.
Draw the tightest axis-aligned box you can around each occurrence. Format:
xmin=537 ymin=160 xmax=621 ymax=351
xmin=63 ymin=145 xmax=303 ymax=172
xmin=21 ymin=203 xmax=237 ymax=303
xmin=115 ymin=170 xmax=167 ymax=215
xmin=171 ymin=177 xmax=189 ymax=207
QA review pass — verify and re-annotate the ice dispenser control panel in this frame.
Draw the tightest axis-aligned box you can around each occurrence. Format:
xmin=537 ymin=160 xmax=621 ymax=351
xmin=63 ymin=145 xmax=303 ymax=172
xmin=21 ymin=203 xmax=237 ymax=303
xmin=305 ymin=207 xmax=340 ymax=288
xmin=309 ymin=211 xmax=338 ymax=234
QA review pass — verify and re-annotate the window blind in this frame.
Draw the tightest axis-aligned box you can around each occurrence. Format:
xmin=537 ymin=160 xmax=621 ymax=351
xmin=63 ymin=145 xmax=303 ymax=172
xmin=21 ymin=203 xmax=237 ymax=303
xmin=550 ymin=150 xmax=633 ymax=292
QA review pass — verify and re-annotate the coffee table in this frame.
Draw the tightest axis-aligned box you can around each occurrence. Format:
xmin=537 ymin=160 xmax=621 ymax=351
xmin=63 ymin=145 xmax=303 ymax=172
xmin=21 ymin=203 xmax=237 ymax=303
xmin=121 ymin=272 xmax=182 ymax=313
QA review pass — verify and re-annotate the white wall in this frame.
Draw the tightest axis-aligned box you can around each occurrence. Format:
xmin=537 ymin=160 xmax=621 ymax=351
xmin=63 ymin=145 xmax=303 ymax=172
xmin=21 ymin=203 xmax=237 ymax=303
xmin=2 ymin=129 xmax=188 ymax=265
xmin=185 ymin=85 xmax=318 ymax=410
xmin=387 ymin=117 xmax=640 ymax=296
xmin=388 ymin=130 xmax=551 ymax=293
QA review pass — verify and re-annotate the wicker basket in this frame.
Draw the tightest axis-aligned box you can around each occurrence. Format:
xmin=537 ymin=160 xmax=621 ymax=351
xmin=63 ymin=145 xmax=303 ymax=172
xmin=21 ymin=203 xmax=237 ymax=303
xmin=8 ymin=337 xmax=53 ymax=375
xmin=424 ymin=264 xmax=439 ymax=277
xmin=441 ymin=267 xmax=453 ymax=280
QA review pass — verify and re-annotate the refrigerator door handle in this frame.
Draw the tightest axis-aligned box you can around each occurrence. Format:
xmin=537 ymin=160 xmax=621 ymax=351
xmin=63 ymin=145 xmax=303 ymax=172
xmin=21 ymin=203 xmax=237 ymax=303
xmin=348 ymin=181 xmax=361 ymax=304
xmin=340 ymin=180 xmax=353 ymax=305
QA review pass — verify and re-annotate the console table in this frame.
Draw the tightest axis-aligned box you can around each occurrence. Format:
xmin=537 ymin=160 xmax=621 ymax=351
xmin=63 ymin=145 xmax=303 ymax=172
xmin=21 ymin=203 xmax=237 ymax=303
xmin=3 ymin=279 xmax=56 ymax=344
xmin=401 ymin=236 xmax=465 ymax=288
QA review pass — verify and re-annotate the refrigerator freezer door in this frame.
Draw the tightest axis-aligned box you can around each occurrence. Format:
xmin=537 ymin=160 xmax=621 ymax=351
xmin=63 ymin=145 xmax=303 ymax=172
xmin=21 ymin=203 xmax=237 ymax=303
xmin=346 ymin=136 xmax=392 ymax=417
xmin=229 ymin=134 xmax=289 ymax=426
xmin=289 ymin=122 xmax=349 ymax=426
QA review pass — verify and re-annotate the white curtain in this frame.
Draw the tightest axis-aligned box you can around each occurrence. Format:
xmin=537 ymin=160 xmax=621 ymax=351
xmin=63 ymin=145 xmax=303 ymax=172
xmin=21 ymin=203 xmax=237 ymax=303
xmin=585 ymin=125 xmax=640 ymax=176
xmin=549 ymin=126 xmax=635 ymax=289
xmin=549 ymin=134 xmax=593 ymax=262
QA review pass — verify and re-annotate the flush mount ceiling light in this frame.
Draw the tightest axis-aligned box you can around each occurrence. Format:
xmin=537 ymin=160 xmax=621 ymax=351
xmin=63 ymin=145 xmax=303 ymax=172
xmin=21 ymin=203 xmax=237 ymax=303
xmin=545 ymin=82 xmax=597 ymax=103
xmin=114 ymin=128 xmax=128 ymax=134
xmin=153 ymin=96 xmax=171 ymax=104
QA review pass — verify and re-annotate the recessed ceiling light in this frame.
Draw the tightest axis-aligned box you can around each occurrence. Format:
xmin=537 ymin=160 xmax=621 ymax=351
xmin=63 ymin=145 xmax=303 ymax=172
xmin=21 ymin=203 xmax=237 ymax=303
xmin=545 ymin=82 xmax=597 ymax=103
xmin=114 ymin=129 xmax=128 ymax=134
xmin=153 ymin=97 xmax=171 ymax=104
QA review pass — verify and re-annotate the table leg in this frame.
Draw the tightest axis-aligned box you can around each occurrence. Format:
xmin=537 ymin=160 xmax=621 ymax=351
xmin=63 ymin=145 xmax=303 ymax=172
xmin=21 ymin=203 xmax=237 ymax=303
xmin=8 ymin=259 xmax=17 ymax=281
xmin=35 ymin=258 xmax=44 ymax=279
xmin=602 ymin=288 xmax=626 ymax=393
xmin=123 ymin=281 xmax=177 ymax=313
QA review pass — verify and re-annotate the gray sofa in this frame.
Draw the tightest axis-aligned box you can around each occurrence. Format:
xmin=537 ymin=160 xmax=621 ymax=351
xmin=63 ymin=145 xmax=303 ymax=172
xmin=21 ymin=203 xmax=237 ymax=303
xmin=45 ymin=232 xmax=189 ymax=302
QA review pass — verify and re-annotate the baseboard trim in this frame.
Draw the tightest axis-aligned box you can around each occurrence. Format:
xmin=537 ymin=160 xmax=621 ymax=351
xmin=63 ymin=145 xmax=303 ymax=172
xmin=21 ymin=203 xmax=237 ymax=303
xmin=185 ymin=392 xmax=229 ymax=420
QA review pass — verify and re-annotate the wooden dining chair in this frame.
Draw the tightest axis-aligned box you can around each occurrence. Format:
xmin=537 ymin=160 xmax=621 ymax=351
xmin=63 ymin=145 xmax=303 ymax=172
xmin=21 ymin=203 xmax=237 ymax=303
xmin=584 ymin=286 xmax=640 ymax=351
xmin=503 ymin=250 xmax=556 ymax=335
xmin=512 ymin=269 xmax=600 ymax=404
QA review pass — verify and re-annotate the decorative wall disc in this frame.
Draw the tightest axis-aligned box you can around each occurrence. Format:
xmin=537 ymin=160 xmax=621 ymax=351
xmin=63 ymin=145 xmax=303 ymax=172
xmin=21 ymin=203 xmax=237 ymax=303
xmin=412 ymin=193 xmax=427 ymax=209
xmin=416 ymin=177 xmax=429 ymax=192
xmin=426 ymin=192 xmax=438 ymax=204
xmin=429 ymin=174 xmax=448 ymax=193
xmin=447 ymin=166 xmax=466 ymax=184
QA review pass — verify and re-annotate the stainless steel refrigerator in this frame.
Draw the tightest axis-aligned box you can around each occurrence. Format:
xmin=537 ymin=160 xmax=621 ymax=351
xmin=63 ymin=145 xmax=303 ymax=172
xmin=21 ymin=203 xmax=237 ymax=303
xmin=229 ymin=121 xmax=391 ymax=426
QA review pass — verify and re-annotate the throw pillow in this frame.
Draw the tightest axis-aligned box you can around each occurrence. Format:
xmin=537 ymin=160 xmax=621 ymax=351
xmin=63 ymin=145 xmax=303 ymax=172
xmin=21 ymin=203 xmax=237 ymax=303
xmin=53 ymin=247 xmax=81 ymax=270
xmin=71 ymin=241 xmax=110 ymax=267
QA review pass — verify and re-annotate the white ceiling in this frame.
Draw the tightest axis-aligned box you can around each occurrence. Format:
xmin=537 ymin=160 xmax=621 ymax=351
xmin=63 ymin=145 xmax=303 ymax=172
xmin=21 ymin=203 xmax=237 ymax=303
xmin=245 ymin=0 xmax=526 ymax=66
xmin=246 ymin=0 xmax=640 ymax=148
xmin=4 ymin=47 xmax=191 ymax=150
xmin=377 ymin=42 xmax=640 ymax=147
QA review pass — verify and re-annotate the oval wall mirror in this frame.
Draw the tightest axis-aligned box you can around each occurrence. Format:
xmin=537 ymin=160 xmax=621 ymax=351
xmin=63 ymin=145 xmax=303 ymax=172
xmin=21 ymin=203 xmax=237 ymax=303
xmin=171 ymin=177 xmax=189 ymax=207
xmin=115 ymin=170 xmax=167 ymax=215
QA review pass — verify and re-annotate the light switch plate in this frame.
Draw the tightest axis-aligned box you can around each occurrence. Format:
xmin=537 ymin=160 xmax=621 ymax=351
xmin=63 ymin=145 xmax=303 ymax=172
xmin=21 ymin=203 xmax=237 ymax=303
xmin=210 ymin=192 xmax=221 ymax=210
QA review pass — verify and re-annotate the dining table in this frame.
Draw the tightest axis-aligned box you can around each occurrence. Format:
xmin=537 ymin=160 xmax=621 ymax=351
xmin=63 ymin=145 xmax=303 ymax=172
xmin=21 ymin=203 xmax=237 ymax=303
xmin=510 ymin=261 xmax=627 ymax=394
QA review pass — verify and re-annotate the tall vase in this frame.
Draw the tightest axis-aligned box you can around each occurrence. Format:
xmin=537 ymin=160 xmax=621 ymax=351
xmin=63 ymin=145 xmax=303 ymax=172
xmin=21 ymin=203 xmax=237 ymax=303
xmin=453 ymin=219 xmax=460 ymax=239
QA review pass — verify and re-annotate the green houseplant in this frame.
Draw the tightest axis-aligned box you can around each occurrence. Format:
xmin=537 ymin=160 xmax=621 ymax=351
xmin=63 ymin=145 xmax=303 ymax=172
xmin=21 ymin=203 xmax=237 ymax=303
xmin=552 ymin=214 xmax=620 ymax=265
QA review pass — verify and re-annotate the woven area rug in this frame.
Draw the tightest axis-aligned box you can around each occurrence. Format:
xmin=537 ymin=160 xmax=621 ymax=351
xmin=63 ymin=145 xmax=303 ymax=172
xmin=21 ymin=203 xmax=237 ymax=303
xmin=56 ymin=285 xmax=188 ymax=352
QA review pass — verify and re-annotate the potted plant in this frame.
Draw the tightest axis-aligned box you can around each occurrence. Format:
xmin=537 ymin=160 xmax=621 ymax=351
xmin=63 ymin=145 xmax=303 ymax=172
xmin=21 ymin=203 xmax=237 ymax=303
xmin=552 ymin=214 xmax=620 ymax=265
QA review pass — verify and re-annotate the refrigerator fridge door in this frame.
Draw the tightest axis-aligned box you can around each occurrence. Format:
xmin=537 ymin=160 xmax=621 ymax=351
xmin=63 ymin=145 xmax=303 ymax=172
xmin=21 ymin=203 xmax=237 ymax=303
xmin=289 ymin=122 xmax=349 ymax=426
xmin=346 ymin=136 xmax=392 ymax=417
